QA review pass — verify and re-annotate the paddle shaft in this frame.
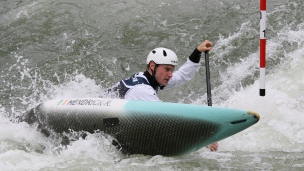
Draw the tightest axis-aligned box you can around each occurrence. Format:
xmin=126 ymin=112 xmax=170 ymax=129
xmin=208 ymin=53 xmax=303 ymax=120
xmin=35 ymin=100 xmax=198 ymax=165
xmin=204 ymin=51 xmax=212 ymax=106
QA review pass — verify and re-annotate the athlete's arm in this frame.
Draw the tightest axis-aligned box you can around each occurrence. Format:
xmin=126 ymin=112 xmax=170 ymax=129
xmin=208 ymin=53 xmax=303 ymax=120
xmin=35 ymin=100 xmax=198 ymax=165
xmin=163 ymin=40 xmax=213 ymax=90
xmin=163 ymin=49 xmax=201 ymax=89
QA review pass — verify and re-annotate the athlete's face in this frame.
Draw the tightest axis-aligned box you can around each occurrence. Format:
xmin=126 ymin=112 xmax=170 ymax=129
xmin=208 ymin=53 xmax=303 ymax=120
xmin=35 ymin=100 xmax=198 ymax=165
xmin=154 ymin=64 xmax=175 ymax=86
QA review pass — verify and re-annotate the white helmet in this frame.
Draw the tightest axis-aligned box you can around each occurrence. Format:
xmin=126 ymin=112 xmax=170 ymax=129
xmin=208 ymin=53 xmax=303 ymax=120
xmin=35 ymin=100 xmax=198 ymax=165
xmin=146 ymin=47 xmax=178 ymax=66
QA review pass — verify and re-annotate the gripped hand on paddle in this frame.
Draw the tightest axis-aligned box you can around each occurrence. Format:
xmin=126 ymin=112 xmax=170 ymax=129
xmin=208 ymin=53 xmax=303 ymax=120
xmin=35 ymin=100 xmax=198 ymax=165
xmin=197 ymin=40 xmax=213 ymax=52
xmin=207 ymin=142 xmax=218 ymax=152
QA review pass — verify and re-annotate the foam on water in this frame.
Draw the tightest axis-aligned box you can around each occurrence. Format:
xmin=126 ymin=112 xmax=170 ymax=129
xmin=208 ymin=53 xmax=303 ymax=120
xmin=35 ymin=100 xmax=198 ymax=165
xmin=0 ymin=0 xmax=303 ymax=170
xmin=216 ymin=24 xmax=304 ymax=152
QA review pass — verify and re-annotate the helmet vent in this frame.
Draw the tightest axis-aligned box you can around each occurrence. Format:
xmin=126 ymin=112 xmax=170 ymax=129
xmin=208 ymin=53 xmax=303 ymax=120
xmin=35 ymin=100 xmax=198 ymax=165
xmin=163 ymin=50 xmax=167 ymax=57
xmin=152 ymin=50 xmax=156 ymax=54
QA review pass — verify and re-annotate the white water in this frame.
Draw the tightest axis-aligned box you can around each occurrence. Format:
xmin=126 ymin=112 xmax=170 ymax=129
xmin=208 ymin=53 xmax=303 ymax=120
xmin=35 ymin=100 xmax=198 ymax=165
xmin=217 ymin=21 xmax=304 ymax=152
xmin=1 ymin=0 xmax=303 ymax=170
xmin=1 ymin=25 xmax=303 ymax=170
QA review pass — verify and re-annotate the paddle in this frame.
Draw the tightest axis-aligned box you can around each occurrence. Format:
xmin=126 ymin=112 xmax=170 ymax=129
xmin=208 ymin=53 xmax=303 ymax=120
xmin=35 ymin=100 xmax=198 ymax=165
xmin=204 ymin=51 xmax=212 ymax=106
xmin=204 ymin=50 xmax=218 ymax=151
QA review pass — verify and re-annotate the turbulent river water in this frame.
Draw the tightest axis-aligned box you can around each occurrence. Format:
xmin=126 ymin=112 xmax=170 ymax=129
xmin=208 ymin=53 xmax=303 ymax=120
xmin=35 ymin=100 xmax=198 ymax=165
xmin=0 ymin=0 xmax=304 ymax=170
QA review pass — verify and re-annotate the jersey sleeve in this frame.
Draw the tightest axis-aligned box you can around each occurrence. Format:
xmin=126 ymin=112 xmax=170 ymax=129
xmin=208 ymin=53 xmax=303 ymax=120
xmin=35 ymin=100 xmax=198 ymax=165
xmin=163 ymin=58 xmax=200 ymax=89
xmin=125 ymin=84 xmax=162 ymax=102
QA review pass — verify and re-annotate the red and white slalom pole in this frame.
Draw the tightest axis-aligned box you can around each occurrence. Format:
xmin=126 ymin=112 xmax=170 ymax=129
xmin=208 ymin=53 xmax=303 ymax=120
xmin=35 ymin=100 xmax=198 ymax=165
xmin=260 ymin=0 xmax=266 ymax=96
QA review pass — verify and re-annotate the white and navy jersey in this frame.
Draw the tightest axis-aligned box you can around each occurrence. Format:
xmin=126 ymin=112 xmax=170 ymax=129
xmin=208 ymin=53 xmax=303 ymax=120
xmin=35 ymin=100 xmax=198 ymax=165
xmin=110 ymin=58 xmax=201 ymax=102
xmin=110 ymin=72 xmax=154 ymax=100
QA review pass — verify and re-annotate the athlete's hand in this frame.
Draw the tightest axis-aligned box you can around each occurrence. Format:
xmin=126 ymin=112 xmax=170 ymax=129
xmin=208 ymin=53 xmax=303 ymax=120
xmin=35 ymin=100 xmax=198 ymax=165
xmin=206 ymin=142 xmax=218 ymax=152
xmin=197 ymin=40 xmax=213 ymax=52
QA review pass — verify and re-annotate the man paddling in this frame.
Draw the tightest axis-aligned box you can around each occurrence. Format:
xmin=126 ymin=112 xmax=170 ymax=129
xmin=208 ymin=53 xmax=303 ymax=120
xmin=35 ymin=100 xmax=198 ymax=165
xmin=110 ymin=40 xmax=218 ymax=152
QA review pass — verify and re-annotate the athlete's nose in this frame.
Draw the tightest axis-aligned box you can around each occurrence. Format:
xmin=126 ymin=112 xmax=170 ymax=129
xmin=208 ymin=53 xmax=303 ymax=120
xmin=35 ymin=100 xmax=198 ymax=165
xmin=168 ymin=71 xmax=173 ymax=78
